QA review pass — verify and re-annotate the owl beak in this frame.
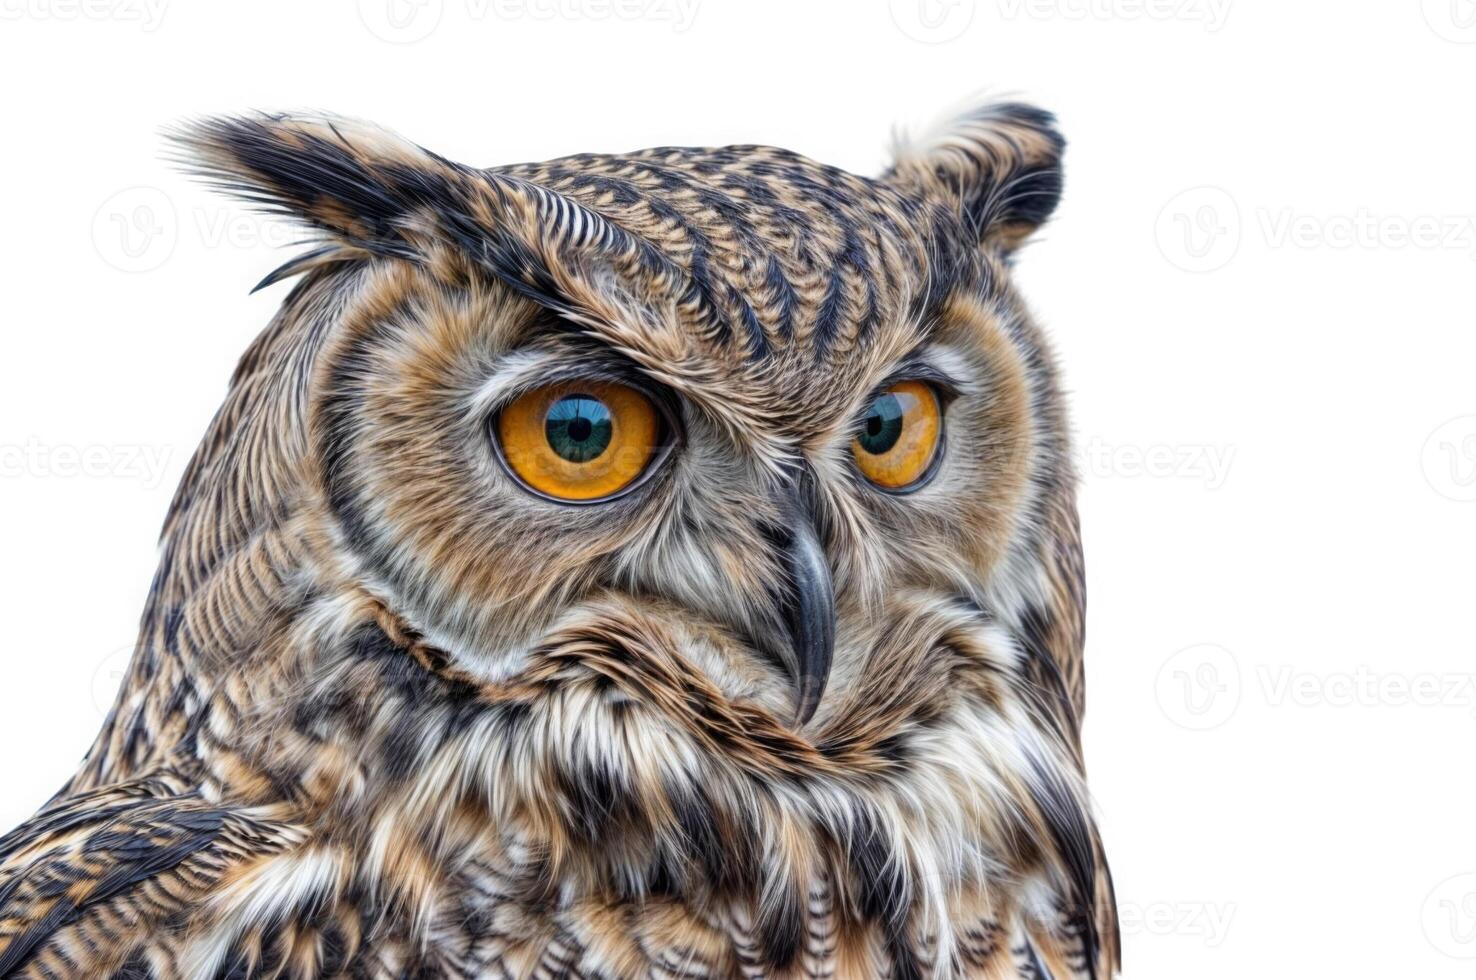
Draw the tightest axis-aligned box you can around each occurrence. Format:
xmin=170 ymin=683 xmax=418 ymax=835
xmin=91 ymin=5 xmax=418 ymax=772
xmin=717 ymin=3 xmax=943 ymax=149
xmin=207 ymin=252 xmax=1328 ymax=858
xmin=777 ymin=492 xmax=835 ymax=728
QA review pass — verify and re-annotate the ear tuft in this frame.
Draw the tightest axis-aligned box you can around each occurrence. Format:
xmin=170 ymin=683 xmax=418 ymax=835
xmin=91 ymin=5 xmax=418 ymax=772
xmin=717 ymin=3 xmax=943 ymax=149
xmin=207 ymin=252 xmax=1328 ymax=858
xmin=886 ymin=100 xmax=1066 ymax=253
xmin=166 ymin=112 xmax=466 ymax=260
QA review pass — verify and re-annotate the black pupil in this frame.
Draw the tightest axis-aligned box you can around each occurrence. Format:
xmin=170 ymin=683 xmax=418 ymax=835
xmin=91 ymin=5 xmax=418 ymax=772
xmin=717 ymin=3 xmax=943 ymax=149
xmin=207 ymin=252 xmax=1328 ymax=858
xmin=545 ymin=394 xmax=613 ymax=463
xmin=857 ymin=393 xmax=904 ymax=456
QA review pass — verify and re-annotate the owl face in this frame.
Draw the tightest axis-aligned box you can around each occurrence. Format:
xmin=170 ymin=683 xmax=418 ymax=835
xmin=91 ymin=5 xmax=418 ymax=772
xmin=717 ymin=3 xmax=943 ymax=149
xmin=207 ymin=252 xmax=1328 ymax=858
xmin=178 ymin=106 xmax=1067 ymax=730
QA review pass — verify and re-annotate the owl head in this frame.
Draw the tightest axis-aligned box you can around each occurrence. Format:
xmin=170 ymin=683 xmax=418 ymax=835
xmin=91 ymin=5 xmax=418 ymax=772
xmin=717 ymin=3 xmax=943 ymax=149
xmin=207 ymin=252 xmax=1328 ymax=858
xmin=169 ymin=103 xmax=1070 ymax=725
xmin=114 ymin=104 xmax=1109 ymax=972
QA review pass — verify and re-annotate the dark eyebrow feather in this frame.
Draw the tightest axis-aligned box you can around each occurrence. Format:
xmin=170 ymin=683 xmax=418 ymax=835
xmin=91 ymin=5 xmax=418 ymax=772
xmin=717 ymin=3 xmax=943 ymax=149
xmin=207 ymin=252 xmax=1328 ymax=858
xmin=482 ymin=333 xmax=679 ymax=408
xmin=872 ymin=356 xmax=963 ymax=400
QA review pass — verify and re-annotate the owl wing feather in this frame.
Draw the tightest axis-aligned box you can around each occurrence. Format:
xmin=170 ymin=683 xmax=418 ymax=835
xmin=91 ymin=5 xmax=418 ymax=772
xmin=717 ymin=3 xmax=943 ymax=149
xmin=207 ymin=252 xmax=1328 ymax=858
xmin=0 ymin=771 xmax=299 ymax=978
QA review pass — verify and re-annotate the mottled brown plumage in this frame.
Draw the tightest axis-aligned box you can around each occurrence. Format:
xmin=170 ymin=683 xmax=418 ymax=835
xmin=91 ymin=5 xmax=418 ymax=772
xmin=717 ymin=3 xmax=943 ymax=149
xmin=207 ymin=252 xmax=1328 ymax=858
xmin=0 ymin=103 xmax=1116 ymax=978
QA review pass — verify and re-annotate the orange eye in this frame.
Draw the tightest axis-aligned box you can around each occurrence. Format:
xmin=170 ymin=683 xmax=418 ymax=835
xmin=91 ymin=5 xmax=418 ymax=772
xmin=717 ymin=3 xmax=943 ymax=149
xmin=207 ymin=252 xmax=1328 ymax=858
xmin=851 ymin=380 xmax=943 ymax=490
xmin=495 ymin=381 xmax=667 ymax=502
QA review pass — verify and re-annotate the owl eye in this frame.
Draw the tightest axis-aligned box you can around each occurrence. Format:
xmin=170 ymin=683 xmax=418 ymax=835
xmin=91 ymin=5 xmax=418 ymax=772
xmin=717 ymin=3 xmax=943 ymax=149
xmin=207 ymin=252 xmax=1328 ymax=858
xmin=851 ymin=380 xmax=943 ymax=491
xmin=494 ymin=381 xmax=669 ymax=503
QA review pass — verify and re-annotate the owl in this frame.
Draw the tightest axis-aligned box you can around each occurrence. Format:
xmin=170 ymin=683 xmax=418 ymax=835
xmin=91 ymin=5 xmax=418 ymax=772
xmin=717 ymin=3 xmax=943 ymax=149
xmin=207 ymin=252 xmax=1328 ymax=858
xmin=0 ymin=102 xmax=1117 ymax=979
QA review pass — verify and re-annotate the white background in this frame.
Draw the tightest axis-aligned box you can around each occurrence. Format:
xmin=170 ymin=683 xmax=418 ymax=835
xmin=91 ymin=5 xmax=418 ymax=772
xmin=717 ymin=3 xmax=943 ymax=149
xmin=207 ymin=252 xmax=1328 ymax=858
xmin=1 ymin=2 xmax=1473 ymax=977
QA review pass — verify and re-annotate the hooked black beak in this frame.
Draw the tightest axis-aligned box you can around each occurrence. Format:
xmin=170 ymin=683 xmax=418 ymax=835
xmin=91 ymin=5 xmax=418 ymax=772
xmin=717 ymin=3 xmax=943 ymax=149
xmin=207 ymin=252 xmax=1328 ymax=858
xmin=774 ymin=487 xmax=835 ymax=727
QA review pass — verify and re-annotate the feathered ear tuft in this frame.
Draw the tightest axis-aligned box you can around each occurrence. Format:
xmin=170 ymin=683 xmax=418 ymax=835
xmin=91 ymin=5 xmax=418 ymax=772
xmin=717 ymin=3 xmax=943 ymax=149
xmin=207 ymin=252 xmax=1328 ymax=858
xmin=166 ymin=112 xmax=470 ymax=262
xmin=166 ymin=111 xmax=726 ymax=336
xmin=885 ymin=101 xmax=1066 ymax=253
